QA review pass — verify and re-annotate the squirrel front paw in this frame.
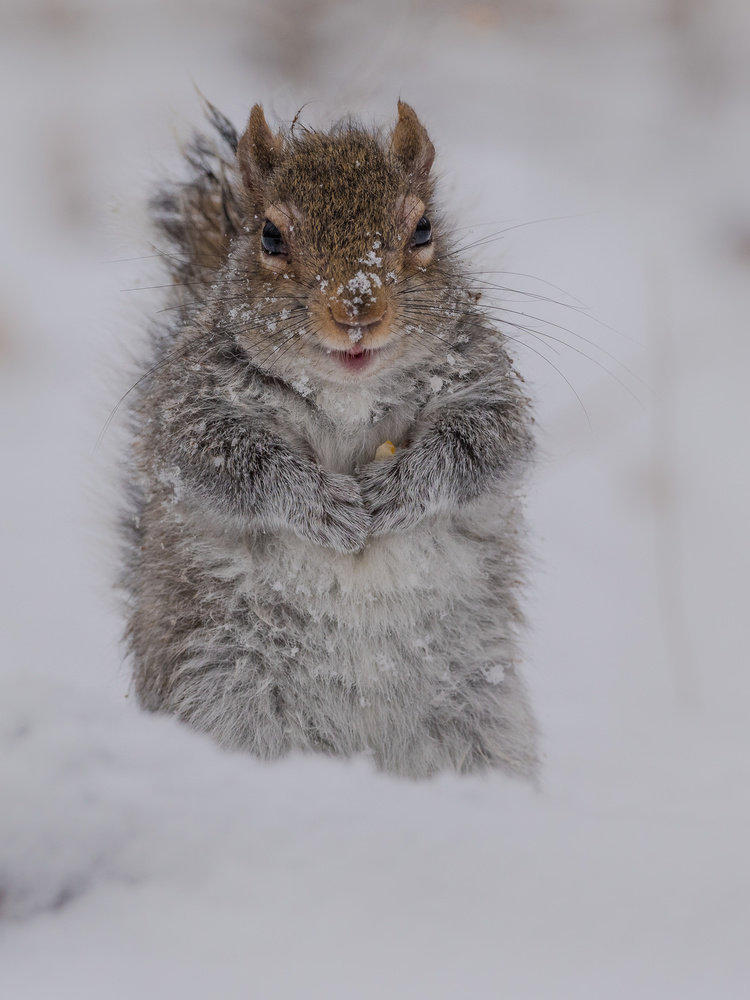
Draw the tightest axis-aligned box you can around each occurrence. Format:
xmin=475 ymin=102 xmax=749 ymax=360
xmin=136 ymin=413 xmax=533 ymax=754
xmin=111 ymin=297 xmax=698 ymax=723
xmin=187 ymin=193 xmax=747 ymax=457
xmin=287 ymin=468 xmax=371 ymax=553
xmin=357 ymin=458 xmax=428 ymax=536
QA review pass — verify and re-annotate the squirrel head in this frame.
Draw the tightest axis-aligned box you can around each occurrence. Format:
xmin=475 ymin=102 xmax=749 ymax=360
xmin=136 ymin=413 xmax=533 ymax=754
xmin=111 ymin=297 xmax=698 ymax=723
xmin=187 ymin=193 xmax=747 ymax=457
xmin=232 ymin=102 xmax=450 ymax=383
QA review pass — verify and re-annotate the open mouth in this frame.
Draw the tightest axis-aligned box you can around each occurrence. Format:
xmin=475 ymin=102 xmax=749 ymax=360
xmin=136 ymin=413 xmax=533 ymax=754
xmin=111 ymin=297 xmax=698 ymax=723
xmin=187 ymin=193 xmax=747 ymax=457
xmin=331 ymin=344 xmax=377 ymax=373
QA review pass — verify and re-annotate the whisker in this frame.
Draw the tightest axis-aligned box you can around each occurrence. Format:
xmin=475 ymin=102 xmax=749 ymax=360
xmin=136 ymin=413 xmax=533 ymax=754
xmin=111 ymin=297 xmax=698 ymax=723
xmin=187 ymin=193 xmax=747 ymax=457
xmin=504 ymin=336 xmax=592 ymax=427
xmin=481 ymin=304 xmax=647 ymax=390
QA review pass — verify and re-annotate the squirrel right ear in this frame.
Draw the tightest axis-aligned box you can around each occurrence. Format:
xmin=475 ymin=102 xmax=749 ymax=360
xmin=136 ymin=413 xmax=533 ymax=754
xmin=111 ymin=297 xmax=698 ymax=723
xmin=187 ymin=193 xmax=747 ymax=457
xmin=391 ymin=101 xmax=435 ymax=184
xmin=238 ymin=104 xmax=283 ymax=192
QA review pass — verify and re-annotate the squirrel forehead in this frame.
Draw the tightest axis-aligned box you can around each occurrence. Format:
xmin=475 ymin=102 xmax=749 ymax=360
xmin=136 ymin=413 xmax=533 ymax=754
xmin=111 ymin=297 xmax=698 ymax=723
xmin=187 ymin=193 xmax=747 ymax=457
xmin=268 ymin=132 xmax=409 ymax=232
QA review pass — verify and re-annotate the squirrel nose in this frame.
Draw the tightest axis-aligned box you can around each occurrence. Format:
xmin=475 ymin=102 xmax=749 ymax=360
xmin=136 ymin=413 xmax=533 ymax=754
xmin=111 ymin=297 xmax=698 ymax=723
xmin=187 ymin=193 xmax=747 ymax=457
xmin=329 ymin=299 xmax=386 ymax=328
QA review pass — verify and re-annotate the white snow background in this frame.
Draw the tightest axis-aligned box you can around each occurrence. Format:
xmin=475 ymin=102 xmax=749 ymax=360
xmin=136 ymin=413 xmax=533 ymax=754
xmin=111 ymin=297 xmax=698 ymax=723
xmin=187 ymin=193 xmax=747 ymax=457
xmin=1 ymin=1 xmax=749 ymax=996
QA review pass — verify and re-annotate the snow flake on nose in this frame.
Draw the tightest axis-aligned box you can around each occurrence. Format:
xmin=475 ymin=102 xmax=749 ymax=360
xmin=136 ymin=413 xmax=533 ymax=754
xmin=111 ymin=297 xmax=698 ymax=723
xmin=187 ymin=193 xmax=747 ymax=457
xmin=337 ymin=268 xmax=384 ymax=317
xmin=347 ymin=270 xmax=382 ymax=296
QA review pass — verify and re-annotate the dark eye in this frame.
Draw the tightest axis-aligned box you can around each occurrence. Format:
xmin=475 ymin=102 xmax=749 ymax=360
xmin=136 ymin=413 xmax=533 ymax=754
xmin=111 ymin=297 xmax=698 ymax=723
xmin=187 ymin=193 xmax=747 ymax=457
xmin=412 ymin=216 xmax=432 ymax=247
xmin=261 ymin=220 xmax=286 ymax=254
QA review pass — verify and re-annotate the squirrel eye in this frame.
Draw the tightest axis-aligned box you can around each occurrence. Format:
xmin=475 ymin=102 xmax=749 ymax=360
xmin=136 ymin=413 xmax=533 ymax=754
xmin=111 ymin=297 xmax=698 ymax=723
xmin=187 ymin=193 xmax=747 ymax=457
xmin=261 ymin=220 xmax=286 ymax=255
xmin=412 ymin=215 xmax=432 ymax=247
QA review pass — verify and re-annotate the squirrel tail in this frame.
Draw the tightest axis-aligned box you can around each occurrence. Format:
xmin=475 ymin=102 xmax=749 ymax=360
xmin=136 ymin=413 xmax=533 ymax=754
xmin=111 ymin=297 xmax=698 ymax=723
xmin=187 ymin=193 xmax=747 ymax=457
xmin=149 ymin=101 xmax=243 ymax=310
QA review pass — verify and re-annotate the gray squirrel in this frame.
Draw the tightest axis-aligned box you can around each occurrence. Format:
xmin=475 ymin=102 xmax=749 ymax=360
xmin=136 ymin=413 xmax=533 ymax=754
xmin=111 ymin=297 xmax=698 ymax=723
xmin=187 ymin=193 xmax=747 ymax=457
xmin=122 ymin=100 xmax=538 ymax=778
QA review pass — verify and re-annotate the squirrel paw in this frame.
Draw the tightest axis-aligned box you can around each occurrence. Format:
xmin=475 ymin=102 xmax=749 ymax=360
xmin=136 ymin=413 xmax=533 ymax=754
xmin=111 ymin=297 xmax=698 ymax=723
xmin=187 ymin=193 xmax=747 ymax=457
xmin=289 ymin=469 xmax=371 ymax=554
xmin=358 ymin=459 xmax=427 ymax=536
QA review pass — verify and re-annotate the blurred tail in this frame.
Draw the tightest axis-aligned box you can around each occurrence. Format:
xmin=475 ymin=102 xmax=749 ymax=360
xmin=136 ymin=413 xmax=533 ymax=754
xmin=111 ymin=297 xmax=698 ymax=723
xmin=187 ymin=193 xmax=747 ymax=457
xmin=150 ymin=101 xmax=243 ymax=311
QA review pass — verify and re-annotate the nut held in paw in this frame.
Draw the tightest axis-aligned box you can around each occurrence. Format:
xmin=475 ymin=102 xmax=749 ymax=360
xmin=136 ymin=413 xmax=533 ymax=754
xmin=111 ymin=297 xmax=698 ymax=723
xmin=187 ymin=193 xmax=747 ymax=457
xmin=374 ymin=440 xmax=396 ymax=460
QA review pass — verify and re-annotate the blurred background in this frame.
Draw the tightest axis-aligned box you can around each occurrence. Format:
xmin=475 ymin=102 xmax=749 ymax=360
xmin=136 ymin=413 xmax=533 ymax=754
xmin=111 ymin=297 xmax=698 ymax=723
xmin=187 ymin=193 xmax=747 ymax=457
xmin=1 ymin=1 xmax=749 ymax=997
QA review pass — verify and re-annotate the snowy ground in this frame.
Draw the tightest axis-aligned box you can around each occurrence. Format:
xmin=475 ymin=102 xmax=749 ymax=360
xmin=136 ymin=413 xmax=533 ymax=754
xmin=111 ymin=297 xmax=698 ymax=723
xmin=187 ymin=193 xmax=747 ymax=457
xmin=1 ymin=1 xmax=749 ymax=997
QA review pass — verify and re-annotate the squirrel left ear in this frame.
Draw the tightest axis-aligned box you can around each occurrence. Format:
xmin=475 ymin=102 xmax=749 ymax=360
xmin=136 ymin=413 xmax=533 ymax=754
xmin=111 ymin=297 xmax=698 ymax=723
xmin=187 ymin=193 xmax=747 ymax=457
xmin=238 ymin=104 xmax=283 ymax=193
xmin=391 ymin=101 xmax=435 ymax=183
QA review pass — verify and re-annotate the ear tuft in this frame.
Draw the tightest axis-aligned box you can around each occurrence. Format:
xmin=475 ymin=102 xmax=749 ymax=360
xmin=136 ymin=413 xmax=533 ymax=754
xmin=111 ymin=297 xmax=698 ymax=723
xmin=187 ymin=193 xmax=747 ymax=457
xmin=391 ymin=101 xmax=435 ymax=183
xmin=237 ymin=104 xmax=283 ymax=192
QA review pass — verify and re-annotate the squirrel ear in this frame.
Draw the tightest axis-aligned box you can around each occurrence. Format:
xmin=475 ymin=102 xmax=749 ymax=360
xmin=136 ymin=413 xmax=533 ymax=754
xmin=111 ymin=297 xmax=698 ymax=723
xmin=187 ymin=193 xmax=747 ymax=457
xmin=238 ymin=104 xmax=283 ymax=192
xmin=391 ymin=101 xmax=435 ymax=183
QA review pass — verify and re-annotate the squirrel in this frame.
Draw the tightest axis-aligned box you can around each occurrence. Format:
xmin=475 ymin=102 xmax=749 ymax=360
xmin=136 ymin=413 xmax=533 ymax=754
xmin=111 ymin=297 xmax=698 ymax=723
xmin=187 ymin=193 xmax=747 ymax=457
xmin=121 ymin=99 xmax=538 ymax=779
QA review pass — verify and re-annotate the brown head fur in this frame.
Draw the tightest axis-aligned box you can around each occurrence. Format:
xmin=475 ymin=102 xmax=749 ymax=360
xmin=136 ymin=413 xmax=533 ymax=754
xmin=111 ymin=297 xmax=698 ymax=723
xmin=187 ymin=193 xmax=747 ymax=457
xmin=230 ymin=102 xmax=448 ymax=378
